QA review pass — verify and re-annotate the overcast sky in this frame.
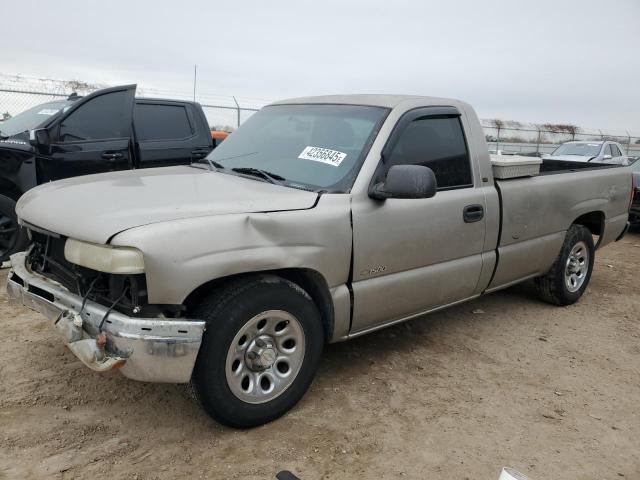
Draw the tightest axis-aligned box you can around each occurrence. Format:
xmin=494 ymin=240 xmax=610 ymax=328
xmin=3 ymin=0 xmax=639 ymax=132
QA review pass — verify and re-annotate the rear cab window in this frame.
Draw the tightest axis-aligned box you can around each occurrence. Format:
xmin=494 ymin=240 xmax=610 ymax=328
xmin=134 ymin=103 xmax=194 ymax=141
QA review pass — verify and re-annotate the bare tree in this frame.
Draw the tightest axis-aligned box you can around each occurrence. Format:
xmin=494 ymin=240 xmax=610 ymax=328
xmin=489 ymin=119 xmax=505 ymax=151
xmin=62 ymin=79 xmax=101 ymax=93
xmin=541 ymin=123 xmax=581 ymax=141
xmin=554 ymin=124 xmax=581 ymax=140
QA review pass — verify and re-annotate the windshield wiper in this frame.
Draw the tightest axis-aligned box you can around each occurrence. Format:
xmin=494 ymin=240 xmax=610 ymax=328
xmin=231 ymin=167 xmax=286 ymax=185
xmin=206 ymin=158 xmax=225 ymax=171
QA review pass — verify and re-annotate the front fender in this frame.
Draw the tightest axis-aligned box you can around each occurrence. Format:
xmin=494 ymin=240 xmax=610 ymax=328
xmin=0 ymin=142 xmax=38 ymax=196
xmin=109 ymin=194 xmax=353 ymax=305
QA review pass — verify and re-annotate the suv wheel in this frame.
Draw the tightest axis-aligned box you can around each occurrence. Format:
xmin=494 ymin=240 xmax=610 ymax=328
xmin=191 ymin=275 xmax=324 ymax=428
xmin=0 ymin=195 xmax=27 ymax=264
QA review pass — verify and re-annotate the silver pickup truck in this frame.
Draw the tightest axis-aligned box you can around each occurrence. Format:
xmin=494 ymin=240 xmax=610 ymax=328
xmin=7 ymin=95 xmax=633 ymax=427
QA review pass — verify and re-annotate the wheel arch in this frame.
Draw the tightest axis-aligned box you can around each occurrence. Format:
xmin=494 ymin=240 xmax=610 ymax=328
xmin=571 ymin=210 xmax=605 ymax=247
xmin=183 ymin=268 xmax=335 ymax=342
xmin=0 ymin=178 xmax=23 ymax=201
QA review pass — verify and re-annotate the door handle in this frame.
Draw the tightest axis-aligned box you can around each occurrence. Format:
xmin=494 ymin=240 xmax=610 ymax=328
xmin=101 ymin=151 xmax=124 ymax=160
xmin=463 ymin=204 xmax=484 ymax=223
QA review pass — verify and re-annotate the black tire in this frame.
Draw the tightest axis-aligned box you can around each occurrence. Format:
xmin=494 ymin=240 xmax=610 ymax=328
xmin=191 ymin=275 xmax=324 ymax=428
xmin=0 ymin=194 xmax=28 ymax=264
xmin=534 ymin=224 xmax=595 ymax=306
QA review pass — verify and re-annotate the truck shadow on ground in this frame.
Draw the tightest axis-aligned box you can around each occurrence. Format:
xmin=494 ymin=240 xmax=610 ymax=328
xmin=320 ymin=281 xmax=541 ymax=376
xmin=105 ymin=282 xmax=541 ymax=430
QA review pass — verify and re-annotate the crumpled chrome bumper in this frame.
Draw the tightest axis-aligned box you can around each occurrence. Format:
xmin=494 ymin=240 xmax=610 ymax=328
xmin=6 ymin=252 xmax=205 ymax=383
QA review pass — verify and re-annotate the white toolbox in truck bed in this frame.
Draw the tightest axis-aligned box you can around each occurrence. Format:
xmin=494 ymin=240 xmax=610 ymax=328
xmin=490 ymin=154 xmax=542 ymax=179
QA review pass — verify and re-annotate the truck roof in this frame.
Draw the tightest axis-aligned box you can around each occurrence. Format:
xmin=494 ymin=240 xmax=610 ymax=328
xmin=136 ymin=97 xmax=199 ymax=105
xmin=270 ymin=94 xmax=466 ymax=109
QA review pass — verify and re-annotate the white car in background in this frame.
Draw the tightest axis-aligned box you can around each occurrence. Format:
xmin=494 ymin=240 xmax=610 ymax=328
xmin=543 ymin=141 xmax=629 ymax=165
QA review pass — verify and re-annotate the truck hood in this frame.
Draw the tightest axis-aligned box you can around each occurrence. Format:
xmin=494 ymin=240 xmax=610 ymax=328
xmin=0 ymin=138 xmax=34 ymax=154
xmin=16 ymin=166 xmax=319 ymax=244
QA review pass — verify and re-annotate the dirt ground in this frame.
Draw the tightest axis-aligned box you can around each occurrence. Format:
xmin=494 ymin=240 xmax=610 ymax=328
xmin=1 ymin=229 xmax=639 ymax=480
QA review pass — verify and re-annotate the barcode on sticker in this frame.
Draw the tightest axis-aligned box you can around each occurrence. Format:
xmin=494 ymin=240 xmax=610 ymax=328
xmin=298 ymin=146 xmax=347 ymax=167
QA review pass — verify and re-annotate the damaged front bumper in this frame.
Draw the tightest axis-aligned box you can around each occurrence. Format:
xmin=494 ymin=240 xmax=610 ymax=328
xmin=6 ymin=252 xmax=205 ymax=383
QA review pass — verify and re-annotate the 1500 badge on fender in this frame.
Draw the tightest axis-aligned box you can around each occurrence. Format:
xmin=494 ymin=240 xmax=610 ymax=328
xmin=360 ymin=265 xmax=387 ymax=277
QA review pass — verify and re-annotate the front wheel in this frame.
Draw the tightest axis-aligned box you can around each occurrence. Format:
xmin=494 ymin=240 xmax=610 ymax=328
xmin=534 ymin=224 xmax=595 ymax=306
xmin=191 ymin=276 xmax=324 ymax=428
xmin=0 ymin=194 xmax=28 ymax=264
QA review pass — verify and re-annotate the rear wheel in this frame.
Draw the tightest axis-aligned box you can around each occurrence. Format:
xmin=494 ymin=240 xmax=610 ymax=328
xmin=534 ymin=224 xmax=595 ymax=305
xmin=0 ymin=195 xmax=27 ymax=264
xmin=191 ymin=276 xmax=324 ymax=428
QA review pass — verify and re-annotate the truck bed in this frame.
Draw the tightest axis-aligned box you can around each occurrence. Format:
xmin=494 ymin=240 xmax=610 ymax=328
xmin=487 ymin=161 xmax=631 ymax=291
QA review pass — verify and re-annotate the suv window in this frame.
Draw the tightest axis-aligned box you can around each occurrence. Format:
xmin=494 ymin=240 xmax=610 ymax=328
xmin=58 ymin=91 xmax=130 ymax=142
xmin=135 ymin=103 xmax=193 ymax=141
xmin=611 ymin=144 xmax=622 ymax=157
xmin=604 ymin=144 xmax=613 ymax=157
xmin=385 ymin=116 xmax=472 ymax=189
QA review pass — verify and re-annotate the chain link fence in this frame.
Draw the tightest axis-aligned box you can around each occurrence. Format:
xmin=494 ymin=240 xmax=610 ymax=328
xmin=0 ymin=74 xmax=264 ymax=131
xmin=2 ymin=74 xmax=639 ymax=157
xmin=481 ymin=120 xmax=640 ymax=158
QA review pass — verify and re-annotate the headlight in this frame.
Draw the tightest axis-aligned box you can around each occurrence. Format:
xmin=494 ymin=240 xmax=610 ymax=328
xmin=64 ymin=238 xmax=145 ymax=274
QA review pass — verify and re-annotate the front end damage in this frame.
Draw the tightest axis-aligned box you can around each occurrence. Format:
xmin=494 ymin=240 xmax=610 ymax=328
xmin=7 ymin=251 xmax=205 ymax=382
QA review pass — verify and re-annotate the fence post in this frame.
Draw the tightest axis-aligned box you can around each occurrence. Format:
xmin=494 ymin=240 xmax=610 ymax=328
xmin=536 ymin=127 xmax=541 ymax=155
xmin=232 ymin=96 xmax=240 ymax=128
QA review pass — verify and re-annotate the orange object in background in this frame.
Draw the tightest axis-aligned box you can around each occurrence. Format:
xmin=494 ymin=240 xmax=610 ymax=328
xmin=211 ymin=130 xmax=229 ymax=144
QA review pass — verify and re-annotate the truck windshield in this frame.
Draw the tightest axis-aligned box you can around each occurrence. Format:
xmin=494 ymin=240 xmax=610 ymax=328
xmin=551 ymin=143 xmax=602 ymax=157
xmin=204 ymin=104 xmax=388 ymax=192
xmin=0 ymin=100 xmax=71 ymax=138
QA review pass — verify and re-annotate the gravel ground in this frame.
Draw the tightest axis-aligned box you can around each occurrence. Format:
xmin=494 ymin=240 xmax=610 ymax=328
xmin=1 ymin=228 xmax=639 ymax=480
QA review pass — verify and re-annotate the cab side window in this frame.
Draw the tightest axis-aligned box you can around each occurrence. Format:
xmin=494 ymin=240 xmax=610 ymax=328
xmin=385 ymin=116 xmax=473 ymax=189
xmin=134 ymin=104 xmax=193 ymax=141
xmin=58 ymin=91 xmax=130 ymax=142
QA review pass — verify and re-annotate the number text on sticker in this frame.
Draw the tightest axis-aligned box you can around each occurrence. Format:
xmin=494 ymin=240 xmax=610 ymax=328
xmin=298 ymin=146 xmax=347 ymax=167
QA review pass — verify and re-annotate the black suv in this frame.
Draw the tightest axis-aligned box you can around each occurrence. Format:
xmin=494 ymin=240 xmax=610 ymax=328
xmin=0 ymin=85 xmax=214 ymax=261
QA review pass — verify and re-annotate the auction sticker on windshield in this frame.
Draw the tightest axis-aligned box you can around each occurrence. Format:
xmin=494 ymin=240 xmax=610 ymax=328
xmin=298 ymin=146 xmax=347 ymax=167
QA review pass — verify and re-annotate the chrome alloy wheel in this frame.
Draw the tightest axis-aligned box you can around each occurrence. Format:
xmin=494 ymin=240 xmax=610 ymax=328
xmin=564 ymin=241 xmax=589 ymax=293
xmin=225 ymin=310 xmax=306 ymax=404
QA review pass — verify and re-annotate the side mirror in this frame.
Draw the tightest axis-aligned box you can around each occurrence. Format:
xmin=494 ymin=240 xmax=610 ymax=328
xmin=29 ymin=128 xmax=50 ymax=149
xmin=603 ymin=154 xmax=612 ymax=160
xmin=369 ymin=164 xmax=437 ymax=200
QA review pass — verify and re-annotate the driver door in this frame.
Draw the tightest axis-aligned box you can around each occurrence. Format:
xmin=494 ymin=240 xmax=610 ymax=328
xmin=350 ymin=108 xmax=487 ymax=333
xmin=39 ymin=85 xmax=135 ymax=182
